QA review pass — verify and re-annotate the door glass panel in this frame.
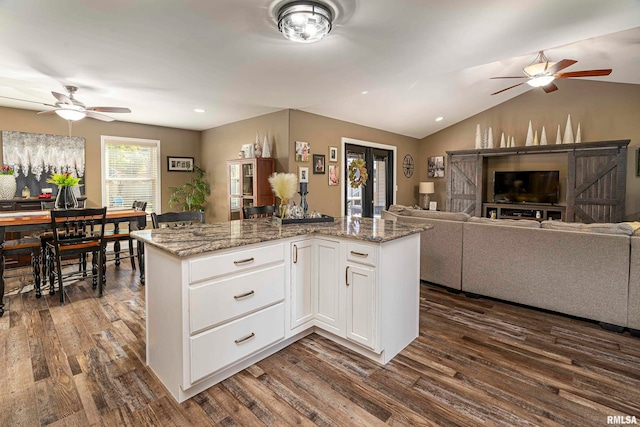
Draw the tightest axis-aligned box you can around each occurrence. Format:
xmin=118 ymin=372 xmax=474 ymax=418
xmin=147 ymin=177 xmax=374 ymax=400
xmin=346 ymin=151 xmax=363 ymax=217
xmin=373 ymin=154 xmax=387 ymax=218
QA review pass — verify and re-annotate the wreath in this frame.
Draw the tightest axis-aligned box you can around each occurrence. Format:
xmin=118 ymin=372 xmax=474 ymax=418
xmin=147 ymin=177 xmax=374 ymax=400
xmin=348 ymin=158 xmax=368 ymax=188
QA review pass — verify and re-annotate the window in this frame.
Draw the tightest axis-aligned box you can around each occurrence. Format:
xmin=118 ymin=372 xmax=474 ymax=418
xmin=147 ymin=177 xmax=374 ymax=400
xmin=101 ymin=136 xmax=160 ymax=212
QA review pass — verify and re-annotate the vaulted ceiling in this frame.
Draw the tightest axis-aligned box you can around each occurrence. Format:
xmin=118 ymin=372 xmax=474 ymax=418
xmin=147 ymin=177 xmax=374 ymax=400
xmin=0 ymin=1 xmax=638 ymax=139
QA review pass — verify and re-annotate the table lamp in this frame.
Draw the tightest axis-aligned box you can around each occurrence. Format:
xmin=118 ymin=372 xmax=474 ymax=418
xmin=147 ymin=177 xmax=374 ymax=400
xmin=419 ymin=182 xmax=435 ymax=210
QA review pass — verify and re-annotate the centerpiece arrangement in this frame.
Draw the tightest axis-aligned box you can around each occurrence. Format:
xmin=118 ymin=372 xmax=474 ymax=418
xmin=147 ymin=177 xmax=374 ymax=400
xmin=268 ymin=172 xmax=333 ymax=224
xmin=46 ymin=172 xmax=82 ymax=209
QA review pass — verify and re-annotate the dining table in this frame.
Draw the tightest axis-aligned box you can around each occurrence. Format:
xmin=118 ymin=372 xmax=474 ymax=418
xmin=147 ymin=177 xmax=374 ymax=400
xmin=0 ymin=208 xmax=148 ymax=316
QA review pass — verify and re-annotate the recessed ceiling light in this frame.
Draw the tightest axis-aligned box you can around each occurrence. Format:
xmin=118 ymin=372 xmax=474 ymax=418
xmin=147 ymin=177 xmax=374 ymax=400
xmin=361 ymin=91 xmax=368 ymax=95
xmin=435 ymin=116 xmax=443 ymax=122
xmin=194 ymin=108 xmax=206 ymax=113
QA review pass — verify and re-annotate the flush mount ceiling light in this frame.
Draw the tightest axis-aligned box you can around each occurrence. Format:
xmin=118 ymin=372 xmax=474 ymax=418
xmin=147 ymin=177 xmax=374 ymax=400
xmin=277 ymin=1 xmax=333 ymax=43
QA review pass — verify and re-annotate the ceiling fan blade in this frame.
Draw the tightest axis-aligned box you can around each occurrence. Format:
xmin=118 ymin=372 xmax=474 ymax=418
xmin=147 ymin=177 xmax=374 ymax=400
xmin=37 ymin=110 xmax=57 ymax=115
xmin=543 ymin=59 xmax=577 ymax=75
xmin=0 ymin=95 xmax=55 ymax=107
xmin=490 ymin=76 xmax=527 ymax=79
xmin=491 ymin=82 xmax=525 ymax=95
xmin=86 ymin=111 xmax=114 ymax=122
xmin=87 ymin=106 xmax=131 ymax=113
xmin=52 ymin=91 xmax=72 ymax=104
xmin=554 ymin=69 xmax=612 ymax=78
xmin=542 ymin=82 xmax=558 ymax=93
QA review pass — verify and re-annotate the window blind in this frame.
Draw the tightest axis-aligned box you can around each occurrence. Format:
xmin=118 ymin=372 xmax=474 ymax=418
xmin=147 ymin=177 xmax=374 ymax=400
xmin=102 ymin=137 xmax=160 ymax=212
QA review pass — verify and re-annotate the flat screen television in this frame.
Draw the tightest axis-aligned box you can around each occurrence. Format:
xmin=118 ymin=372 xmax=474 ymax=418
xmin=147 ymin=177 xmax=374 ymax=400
xmin=493 ymin=170 xmax=560 ymax=204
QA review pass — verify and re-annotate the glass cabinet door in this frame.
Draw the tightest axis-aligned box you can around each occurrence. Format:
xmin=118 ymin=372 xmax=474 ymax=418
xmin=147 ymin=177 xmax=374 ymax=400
xmin=229 ymin=163 xmax=242 ymax=220
xmin=242 ymin=163 xmax=254 ymax=196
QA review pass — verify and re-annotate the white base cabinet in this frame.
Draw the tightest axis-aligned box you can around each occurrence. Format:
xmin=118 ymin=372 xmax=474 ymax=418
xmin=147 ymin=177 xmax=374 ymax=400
xmin=145 ymin=233 xmax=419 ymax=403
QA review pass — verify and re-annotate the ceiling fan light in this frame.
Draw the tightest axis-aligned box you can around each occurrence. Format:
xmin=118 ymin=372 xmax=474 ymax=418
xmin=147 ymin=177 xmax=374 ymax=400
xmin=527 ymin=75 xmax=555 ymax=88
xmin=277 ymin=1 xmax=333 ymax=43
xmin=55 ymin=107 xmax=86 ymax=121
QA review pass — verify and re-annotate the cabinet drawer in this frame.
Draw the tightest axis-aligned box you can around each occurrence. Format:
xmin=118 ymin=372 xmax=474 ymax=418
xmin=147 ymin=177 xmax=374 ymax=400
xmin=346 ymin=242 xmax=377 ymax=267
xmin=190 ymin=302 xmax=284 ymax=383
xmin=189 ymin=264 xmax=285 ymax=334
xmin=189 ymin=242 xmax=284 ymax=283
xmin=0 ymin=202 xmax=15 ymax=211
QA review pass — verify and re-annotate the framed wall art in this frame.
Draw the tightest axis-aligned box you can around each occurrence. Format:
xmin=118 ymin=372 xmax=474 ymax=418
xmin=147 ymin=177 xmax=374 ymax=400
xmin=428 ymin=156 xmax=445 ymax=178
xmin=167 ymin=156 xmax=194 ymax=172
xmin=329 ymin=146 xmax=338 ymax=162
xmin=328 ymin=164 xmax=339 ymax=186
xmin=313 ymin=154 xmax=325 ymax=174
xmin=298 ymin=166 xmax=309 ymax=183
xmin=295 ymin=141 xmax=310 ymax=162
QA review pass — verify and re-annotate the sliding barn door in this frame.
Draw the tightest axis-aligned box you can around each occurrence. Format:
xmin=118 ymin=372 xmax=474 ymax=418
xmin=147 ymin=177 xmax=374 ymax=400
xmin=567 ymin=145 xmax=627 ymax=223
xmin=447 ymin=154 xmax=481 ymax=215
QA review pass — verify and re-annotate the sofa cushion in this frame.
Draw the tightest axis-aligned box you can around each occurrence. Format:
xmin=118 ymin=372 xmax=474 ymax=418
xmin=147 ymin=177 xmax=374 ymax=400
xmin=407 ymin=210 xmax=470 ymax=222
xmin=387 ymin=204 xmax=417 ymax=214
xmin=540 ymin=220 xmax=634 ymax=236
xmin=468 ymin=217 xmax=541 ymax=228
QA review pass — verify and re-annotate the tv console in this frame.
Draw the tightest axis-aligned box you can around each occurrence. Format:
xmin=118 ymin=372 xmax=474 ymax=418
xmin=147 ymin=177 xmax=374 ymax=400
xmin=483 ymin=203 xmax=565 ymax=222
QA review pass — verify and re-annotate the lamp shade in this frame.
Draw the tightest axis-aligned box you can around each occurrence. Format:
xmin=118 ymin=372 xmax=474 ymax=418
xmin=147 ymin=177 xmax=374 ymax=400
xmin=419 ymin=182 xmax=435 ymax=194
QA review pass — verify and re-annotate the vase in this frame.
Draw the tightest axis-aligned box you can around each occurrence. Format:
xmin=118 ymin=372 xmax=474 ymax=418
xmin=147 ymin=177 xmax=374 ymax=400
xmin=0 ymin=174 xmax=17 ymax=200
xmin=55 ymin=186 xmax=78 ymax=209
xmin=279 ymin=199 xmax=288 ymax=218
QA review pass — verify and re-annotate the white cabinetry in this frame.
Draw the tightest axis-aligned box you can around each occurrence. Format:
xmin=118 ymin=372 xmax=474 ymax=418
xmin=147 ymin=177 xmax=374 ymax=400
xmin=290 ymin=238 xmax=314 ymax=329
xmin=345 ymin=264 xmax=376 ymax=349
xmin=145 ymin=241 xmax=286 ymax=402
xmin=315 ymin=238 xmax=341 ymax=333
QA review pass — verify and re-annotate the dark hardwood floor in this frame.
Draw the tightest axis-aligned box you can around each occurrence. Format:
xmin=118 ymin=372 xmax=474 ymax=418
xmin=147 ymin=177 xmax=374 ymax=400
xmin=1 ymin=264 xmax=639 ymax=426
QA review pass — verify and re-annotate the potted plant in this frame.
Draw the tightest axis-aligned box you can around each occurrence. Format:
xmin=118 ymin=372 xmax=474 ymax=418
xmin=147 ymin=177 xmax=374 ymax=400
xmin=46 ymin=172 xmax=82 ymax=209
xmin=168 ymin=165 xmax=210 ymax=211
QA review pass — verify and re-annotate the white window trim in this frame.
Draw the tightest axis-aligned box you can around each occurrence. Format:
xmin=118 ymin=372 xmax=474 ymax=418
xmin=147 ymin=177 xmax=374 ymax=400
xmin=100 ymin=135 xmax=162 ymax=209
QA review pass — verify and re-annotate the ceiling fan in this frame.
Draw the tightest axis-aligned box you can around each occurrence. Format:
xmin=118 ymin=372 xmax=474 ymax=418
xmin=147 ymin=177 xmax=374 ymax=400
xmin=490 ymin=51 xmax=612 ymax=95
xmin=0 ymin=85 xmax=131 ymax=121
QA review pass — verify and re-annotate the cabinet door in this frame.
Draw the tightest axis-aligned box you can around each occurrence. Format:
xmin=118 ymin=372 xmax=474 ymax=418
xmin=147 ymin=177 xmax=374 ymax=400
xmin=290 ymin=239 xmax=314 ymax=329
xmin=315 ymin=239 xmax=341 ymax=334
xmin=345 ymin=264 xmax=376 ymax=349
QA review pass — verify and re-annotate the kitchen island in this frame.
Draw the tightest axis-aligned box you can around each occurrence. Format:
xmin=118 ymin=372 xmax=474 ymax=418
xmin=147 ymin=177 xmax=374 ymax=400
xmin=132 ymin=216 xmax=428 ymax=402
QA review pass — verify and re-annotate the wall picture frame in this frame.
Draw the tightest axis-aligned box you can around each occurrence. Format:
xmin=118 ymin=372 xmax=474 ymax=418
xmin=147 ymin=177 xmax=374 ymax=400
xmin=328 ymin=164 xmax=339 ymax=186
xmin=295 ymin=141 xmax=310 ymax=162
xmin=428 ymin=156 xmax=445 ymax=178
xmin=313 ymin=154 xmax=325 ymax=174
xmin=298 ymin=166 xmax=309 ymax=183
xmin=167 ymin=156 xmax=194 ymax=172
xmin=329 ymin=146 xmax=338 ymax=162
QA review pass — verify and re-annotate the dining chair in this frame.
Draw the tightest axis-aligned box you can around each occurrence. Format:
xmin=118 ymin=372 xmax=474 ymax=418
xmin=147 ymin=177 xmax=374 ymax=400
xmin=243 ymin=204 xmax=276 ymax=219
xmin=151 ymin=211 xmax=205 ymax=229
xmin=104 ymin=201 xmax=147 ymax=270
xmin=0 ymin=228 xmax=41 ymax=316
xmin=47 ymin=207 xmax=107 ymax=305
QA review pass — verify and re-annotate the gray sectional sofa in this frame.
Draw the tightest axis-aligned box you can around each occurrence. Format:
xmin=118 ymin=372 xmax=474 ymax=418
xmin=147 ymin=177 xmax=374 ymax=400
xmin=382 ymin=205 xmax=640 ymax=334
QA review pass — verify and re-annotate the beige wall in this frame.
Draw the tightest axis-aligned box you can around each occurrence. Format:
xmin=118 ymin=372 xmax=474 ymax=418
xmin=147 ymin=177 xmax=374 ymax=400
xmin=200 ymin=110 xmax=290 ymax=222
xmin=0 ymin=106 xmax=200 ymax=212
xmin=419 ymin=80 xmax=640 ymax=218
xmin=289 ymin=110 xmax=420 ymax=217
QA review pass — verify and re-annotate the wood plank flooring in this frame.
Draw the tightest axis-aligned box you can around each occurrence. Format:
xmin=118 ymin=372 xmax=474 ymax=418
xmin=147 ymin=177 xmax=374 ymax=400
xmin=1 ymin=265 xmax=639 ymax=426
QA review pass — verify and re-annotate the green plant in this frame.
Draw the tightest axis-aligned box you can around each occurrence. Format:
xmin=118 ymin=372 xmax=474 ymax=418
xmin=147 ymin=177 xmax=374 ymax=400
xmin=168 ymin=165 xmax=210 ymax=211
xmin=46 ymin=172 xmax=82 ymax=187
xmin=0 ymin=165 xmax=14 ymax=175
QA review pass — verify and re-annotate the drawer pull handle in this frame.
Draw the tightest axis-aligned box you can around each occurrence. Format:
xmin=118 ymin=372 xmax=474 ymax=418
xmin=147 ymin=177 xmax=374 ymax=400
xmin=346 ymin=266 xmax=350 ymax=286
xmin=234 ymin=332 xmax=255 ymax=344
xmin=350 ymin=251 xmax=368 ymax=257
xmin=233 ymin=257 xmax=255 ymax=265
xmin=293 ymin=244 xmax=298 ymax=263
xmin=233 ymin=290 xmax=255 ymax=300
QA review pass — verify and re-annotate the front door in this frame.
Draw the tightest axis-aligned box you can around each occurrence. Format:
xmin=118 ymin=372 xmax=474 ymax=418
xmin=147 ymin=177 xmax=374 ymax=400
xmin=344 ymin=143 xmax=394 ymax=218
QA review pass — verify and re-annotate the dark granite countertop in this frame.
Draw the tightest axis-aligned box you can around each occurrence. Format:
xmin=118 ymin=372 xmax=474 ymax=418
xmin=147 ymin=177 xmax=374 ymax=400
xmin=131 ymin=216 xmax=429 ymax=257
